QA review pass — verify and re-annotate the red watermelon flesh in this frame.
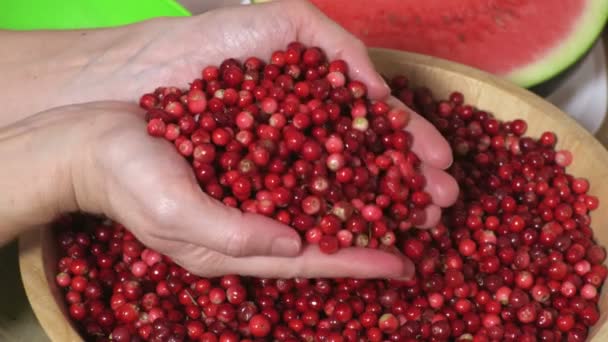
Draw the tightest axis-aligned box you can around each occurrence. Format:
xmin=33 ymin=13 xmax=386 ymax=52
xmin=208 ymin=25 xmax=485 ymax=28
xmin=307 ymin=0 xmax=607 ymax=87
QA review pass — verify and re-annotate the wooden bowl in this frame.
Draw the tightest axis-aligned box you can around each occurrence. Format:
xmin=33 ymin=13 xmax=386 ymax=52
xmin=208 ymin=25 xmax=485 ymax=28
xmin=18 ymin=48 xmax=608 ymax=341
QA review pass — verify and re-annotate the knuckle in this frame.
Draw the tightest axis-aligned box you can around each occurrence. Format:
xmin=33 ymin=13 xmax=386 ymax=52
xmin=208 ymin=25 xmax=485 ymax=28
xmin=176 ymin=248 xmax=227 ymax=278
xmin=222 ymin=229 xmax=251 ymax=257
xmin=286 ymin=0 xmax=310 ymax=9
xmin=152 ymin=198 xmax=180 ymax=226
xmin=282 ymin=266 xmax=301 ymax=279
xmin=280 ymin=259 xmax=304 ymax=279
xmin=219 ymin=209 xmax=260 ymax=257
xmin=257 ymin=261 xmax=300 ymax=279
xmin=281 ymin=0 xmax=316 ymax=16
xmin=147 ymin=196 xmax=181 ymax=238
xmin=352 ymin=37 xmax=367 ymax=51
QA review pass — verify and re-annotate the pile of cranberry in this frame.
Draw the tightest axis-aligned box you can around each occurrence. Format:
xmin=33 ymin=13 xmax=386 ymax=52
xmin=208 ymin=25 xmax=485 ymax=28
xmin=53 ymin=42 xmax=607 ymax=341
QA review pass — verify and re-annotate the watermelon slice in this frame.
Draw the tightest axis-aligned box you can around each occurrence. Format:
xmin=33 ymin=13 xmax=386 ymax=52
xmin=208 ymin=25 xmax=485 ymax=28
xmin=253 ymin=0 xmax=608 ymax=89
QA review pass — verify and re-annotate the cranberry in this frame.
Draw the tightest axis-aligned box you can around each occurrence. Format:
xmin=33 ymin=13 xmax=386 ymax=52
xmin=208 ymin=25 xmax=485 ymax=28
xmin=55 ymin=43 xmax=608 ymax=342
xmin=517 ymin=303 xmax=537 ymax=324
xmin=319 ymin=236 xmax=339 ymax=254
xmin=69 ymin=303 xmax=87 ymax=321
xmin=378 ymin=313 xmax=399 ymax=333
xmin=586 ymin=245 xmax=606 ymax=265
xmin=459 ymin=239 xmax=476 ymax=256
xmin=249 ymin=314 xmax=271 ymax=337
xmin=115 ymin=304 xmax=139 ymax=323
xmin=557 ymin=313 xmax=575 ymax=332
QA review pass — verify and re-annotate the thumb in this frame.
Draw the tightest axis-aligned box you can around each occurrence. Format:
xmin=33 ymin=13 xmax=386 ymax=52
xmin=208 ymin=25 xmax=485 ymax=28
xmin=159 ymin=179 xmax=302 ymax=258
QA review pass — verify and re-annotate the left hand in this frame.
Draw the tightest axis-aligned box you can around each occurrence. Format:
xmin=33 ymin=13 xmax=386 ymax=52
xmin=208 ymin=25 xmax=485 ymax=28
xmin=0 ymin=101 xmax=414 ymax=279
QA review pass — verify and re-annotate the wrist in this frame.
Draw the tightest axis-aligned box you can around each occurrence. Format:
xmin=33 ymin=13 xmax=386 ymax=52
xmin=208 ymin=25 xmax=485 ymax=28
xmin=0 ymin=23 xmax=153 ymax=126
xmin=0 ymin=107 xmax=87 ymax=243
xmin=56 ymin=22 xmax=162 ymax=105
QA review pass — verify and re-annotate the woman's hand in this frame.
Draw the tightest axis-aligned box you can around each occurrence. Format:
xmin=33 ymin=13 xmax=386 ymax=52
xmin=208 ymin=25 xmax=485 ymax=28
xmin=1 ymin=101 xmax=416 ymax=278
xmin=90 ymin=0 xmax=457 ymax=227
xmin=110 ymin=0 xmax=392 ymax=100
xmin=2 ymin=0 xmax=457 ymax=226
xmin=0 ymin=0 xmax=458 ymax=279
xmin=0 ymin=0 xmax=389 ymax=122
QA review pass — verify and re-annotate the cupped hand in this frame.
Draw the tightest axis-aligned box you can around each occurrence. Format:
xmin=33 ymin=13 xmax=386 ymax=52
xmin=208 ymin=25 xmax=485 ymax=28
xmin=83 ymin=0 xmax=458 ymax=227
xmin=4 ymin=0 xmax=459 ymax=279
xmin=28 ymin=102 xmax=413 ymax=278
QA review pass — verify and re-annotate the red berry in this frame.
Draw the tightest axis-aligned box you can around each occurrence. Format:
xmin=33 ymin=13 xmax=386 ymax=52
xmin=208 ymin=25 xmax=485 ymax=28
xmin=187 ymin=89 xmax=207 ymax=113
xmin=249 ymin=314 xmax=271 ymax=337
xmin=557 ymin=313 xmax=575 ymax=332
xmin=361 ymin=204 xmax=383 ymax=222
xmin=387 ymin=108 xmax=410 ymax=130
xmin=378 ymin=313 xmax=398 ymax=333
xmin=319 ymin=236 xmax=339 ymax=254
xmin=69 ymin=303 xmax=87 ymax=321
xmin=302 ymin=48 xmax=323 ymax=67
xmin=57 ymin=44 xmax=608 ymax=342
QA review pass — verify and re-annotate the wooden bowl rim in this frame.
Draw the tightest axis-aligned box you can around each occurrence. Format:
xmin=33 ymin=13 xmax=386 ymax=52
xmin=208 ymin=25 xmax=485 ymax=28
xmin=18 ymin=48 xmax=608 ymax=341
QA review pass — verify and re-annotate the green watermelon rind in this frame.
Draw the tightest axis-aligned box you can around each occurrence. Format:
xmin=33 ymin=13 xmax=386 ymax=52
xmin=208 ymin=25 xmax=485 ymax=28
xmin=507 ymin=0 xmax=608 ymax=88
xmin=251 ymin=0 xmax=608 ymax=89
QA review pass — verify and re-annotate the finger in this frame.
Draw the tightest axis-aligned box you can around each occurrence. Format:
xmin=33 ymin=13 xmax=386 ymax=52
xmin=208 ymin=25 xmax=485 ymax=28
xmin=421 ymin=164 xmax=459 ymax=208
xmin=164 ymin=182 xmax=302 ymax=258
xmin=385 ymin=97 xmax=454 ymax=169
xmin=123 ymin=137 xmax=303 ymax=259
xmin=279 ymin=0 xmax=390 ymax=99
xmin=416 ymin=204 xmax=442 ymax=229
xmin=189 ymin=244 xmax=414 ymax=279
xmin=197 ymin=0 xmax=390 ymax=98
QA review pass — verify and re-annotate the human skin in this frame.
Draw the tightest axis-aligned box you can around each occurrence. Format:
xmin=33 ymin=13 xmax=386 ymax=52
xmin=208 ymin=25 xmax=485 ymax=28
xmin=0 ymin=0 xmax=458 ymax=278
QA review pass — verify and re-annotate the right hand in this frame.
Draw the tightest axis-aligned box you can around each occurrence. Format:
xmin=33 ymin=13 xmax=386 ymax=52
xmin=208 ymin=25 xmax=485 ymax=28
xmin=71 ymin=0 xmax=459 ymax=227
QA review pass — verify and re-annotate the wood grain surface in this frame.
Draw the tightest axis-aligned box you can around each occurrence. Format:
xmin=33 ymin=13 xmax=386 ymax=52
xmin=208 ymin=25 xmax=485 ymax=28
xmin=592 ymin=34 xmax=608 ymax=147
xmin=3 ymin=39 xmax=608 ymax=341
xmin=0 ymin=241 xmax=48 ymax=342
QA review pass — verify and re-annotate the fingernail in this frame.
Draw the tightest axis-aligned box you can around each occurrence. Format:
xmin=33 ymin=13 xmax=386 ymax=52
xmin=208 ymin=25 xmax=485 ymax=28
xmin=377 ymin=245 xmax=415 ymax=280
xmin=398 ymin=255 xmax=415 ymax=280
xmin=395 ymin=269 xmax=414 ymax=281
xmin=271 ymin=237 xmax=301 ymax=257
xmin=396 ymin=272 xmax=414 ymax=281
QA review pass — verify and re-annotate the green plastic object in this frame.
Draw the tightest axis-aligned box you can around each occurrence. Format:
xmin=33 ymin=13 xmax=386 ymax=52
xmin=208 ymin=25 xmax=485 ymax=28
xmin=0 ymin=0 xmax=192 ymax=30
